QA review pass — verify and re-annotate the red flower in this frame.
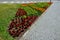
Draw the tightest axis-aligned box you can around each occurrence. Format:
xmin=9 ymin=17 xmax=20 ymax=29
xmin=27 ymin=16 xmax=32 ymax=20
xmin=16 ymin=23 xmax=20 ymax=27
xmin=9 ymin=22 xmax=15 ymax=29
xmin=16 ymin=8 xmax=27 ymax=17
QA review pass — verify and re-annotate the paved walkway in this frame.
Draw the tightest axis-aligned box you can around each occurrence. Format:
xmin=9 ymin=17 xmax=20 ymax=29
xmin=0 ymin=0 xmax=60 ymax=3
